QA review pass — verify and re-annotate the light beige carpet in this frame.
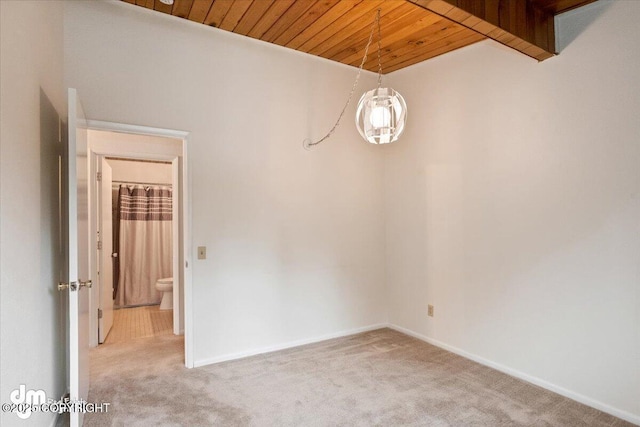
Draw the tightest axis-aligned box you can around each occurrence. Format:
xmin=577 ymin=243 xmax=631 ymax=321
xmin=84 ymin=328 xmax=634 ymax=426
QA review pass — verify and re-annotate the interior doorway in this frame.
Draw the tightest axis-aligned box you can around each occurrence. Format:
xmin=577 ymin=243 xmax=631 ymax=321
xmin=99 ymin=156 xmax=174 ymax=344
xmin=86 ymin=121 xmax=193 ymax=368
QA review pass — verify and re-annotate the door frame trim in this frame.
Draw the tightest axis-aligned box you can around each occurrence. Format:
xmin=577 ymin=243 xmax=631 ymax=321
xmin=95 ymin=156 xmax=114 ymax=345
xmin=86 ymin=120 xmax=194 ymax=368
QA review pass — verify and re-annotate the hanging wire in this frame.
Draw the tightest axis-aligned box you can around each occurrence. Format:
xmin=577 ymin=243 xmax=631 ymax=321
xmin=376 ymin=8 xmax=383 ymax=88
xmin=304 ymin=9 xmax=382 ymax=150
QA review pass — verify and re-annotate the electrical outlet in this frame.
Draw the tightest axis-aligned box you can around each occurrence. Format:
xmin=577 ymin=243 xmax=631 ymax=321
xmin=197 ymin=246 xmax=206 ymax=260
xmin=428 ymin=304 xmax=434 ymax=317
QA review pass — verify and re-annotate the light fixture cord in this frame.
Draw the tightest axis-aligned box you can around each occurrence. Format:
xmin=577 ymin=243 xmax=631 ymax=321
xmin=376 ymin=8 xmax=383 ymax=88
xmin=305 ymin=10 xmax=382 ymax=148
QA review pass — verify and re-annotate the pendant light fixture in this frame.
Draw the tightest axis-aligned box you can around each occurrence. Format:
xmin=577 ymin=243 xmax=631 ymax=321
xmin=304 ymin=10 xmax=407 ymax=150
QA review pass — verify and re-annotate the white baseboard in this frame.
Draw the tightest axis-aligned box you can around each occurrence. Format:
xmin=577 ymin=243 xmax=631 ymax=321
xmin=193 ymin=323 xmax=388 ymax=368
xmin=388 ymin=324 xmax=640 ymax=426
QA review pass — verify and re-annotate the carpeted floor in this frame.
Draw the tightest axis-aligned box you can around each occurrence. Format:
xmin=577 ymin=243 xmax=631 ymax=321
xmin=84 ymin=328 xmax=633 ymax=426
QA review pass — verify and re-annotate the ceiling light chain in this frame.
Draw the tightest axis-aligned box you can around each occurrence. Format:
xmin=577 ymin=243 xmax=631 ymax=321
xmin=303 ymin=10 xmax=381 ymax=150
xmin=376 ymin=9 xmax=383 ymax=88
xmin=304 ymin=9 xmax=407 ymax=149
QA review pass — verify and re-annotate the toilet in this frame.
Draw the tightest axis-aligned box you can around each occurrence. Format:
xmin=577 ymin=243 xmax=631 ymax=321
xmin=155 ymin=277 xmax=173 ymax=310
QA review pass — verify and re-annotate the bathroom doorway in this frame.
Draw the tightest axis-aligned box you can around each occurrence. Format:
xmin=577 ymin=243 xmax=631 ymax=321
xmin=86 ymin=122 xmax=193 ymax=368
xmin=101 ymin=157 xmax=174 ymax=343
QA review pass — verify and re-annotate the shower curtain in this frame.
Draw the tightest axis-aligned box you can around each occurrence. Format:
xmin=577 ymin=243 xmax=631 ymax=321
xmin=115 ymin=184 xmax=172 ymax=307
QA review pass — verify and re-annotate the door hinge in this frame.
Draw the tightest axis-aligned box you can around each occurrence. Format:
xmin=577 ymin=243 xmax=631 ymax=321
xmin=98 ymin=308 xmax=103 ymax=319
xmin=97 ymin=240 xmax=102 ymax=250
xmin=97 ymin=172 xmax=102 ymax=181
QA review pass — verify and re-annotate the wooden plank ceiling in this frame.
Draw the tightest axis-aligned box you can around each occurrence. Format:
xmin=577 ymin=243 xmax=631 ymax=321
xmin=122 ymin=0 xmax=597 ymax=73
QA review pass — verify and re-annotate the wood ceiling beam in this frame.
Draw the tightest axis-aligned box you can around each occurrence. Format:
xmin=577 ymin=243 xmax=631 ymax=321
xmin=407 ymin=0 xmax=595 ymax=62
xmin=530 ymin=0 xmax=598 ymax=15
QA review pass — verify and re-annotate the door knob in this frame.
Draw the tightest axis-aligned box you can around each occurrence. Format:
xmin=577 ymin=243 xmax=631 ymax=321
xmin=58 ymin=281 xmax=77 ymax=291
xmin=79 ymin=280 xmax=92 ymax=289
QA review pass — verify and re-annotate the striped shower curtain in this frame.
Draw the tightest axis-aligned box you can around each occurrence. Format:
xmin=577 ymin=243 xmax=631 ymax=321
xmin=115 ymin=185 xmax=172 ymax=307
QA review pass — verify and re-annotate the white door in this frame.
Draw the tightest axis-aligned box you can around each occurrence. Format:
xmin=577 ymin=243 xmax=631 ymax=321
xmin=98 ymin=157 xmax=114 ymax=343
xmin=67 ymin=88 xmax=90 ymax=427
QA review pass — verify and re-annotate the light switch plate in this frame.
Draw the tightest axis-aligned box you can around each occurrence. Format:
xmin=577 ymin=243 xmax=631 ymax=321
xmin=197 ymin=246 xmax=206 ymax=260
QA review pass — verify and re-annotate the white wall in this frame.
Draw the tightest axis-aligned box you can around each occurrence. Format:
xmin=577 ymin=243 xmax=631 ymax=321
xmin=385 ymin=0 xmax=640 ymax=422
xmin=107 ymin=159 xmax=172 ymax=185
xmin=0 ymin=1 xmax=66 ymax=426
xmin=65 ymin=1 xmax=386 ymax=364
